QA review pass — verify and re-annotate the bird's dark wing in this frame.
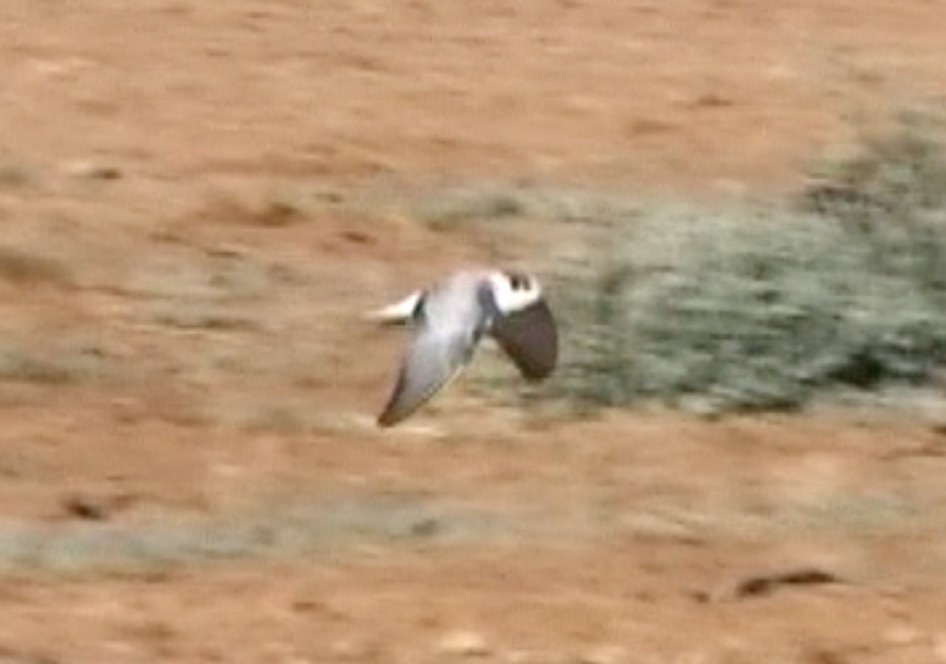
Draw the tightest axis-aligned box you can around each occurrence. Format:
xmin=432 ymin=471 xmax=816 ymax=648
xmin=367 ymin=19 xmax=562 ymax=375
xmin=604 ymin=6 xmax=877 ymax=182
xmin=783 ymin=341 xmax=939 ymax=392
xmin=490 ymin=298 xmax=558 ymax=381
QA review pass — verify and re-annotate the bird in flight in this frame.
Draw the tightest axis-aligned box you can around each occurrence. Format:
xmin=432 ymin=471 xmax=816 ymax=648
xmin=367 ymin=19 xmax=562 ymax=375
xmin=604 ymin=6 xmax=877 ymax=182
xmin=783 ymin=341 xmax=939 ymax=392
xmin=366 ymin=268 xmax=558 ymax=427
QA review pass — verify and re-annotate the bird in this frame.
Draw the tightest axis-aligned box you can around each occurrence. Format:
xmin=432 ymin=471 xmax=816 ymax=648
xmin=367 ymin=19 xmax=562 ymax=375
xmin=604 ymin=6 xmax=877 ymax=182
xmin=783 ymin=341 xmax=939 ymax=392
xmin=365 ymin=267 xmax=558 ymax=427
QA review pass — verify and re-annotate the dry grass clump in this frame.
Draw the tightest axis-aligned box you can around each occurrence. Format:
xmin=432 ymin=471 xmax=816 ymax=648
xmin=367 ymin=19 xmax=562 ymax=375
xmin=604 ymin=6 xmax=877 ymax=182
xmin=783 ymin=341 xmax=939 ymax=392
xmin=0 ymin=340 xmax=111 ymax=385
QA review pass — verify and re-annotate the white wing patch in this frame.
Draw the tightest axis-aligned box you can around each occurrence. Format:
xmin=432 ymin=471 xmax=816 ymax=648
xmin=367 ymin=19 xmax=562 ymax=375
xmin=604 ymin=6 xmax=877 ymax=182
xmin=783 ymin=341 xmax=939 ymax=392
xmin=486 ymin=271 xmax=543 ymax=315
xmin=364 ymin=290 xmax=423 ymax=325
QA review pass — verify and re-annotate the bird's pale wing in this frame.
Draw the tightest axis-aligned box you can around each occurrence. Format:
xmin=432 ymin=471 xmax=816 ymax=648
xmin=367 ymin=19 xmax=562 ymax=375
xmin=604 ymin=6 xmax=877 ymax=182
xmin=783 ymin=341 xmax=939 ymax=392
xmin=490 ymin=298 xmax=558 ymax=380
xmin=377 ymin=327 xmax=475 ymax=427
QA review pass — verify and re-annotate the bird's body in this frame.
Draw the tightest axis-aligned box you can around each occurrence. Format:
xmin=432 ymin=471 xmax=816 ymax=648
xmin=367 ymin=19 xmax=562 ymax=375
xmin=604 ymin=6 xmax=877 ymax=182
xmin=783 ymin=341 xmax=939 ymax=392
xmin=422 ymin=270 xmax=491 ymax=337
xmin=367 ymin=267 xmax=558 ymax=427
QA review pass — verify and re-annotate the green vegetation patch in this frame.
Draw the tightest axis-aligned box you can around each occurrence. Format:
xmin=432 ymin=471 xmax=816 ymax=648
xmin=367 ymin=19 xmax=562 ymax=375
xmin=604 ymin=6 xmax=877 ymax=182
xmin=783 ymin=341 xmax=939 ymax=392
xmin=544 ymin=116 xmax=946 ymax=414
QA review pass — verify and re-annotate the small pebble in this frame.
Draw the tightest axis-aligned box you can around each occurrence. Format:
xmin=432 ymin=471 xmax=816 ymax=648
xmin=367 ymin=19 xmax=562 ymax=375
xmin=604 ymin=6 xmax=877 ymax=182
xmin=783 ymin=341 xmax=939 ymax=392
xmin=437 ymin=630 xmax=491 ymax=657
xmin=933 ymin=635 xmax=946 ymax=661
xmin=331 ymin=637 xmax=377 ymax=661
xmin=884 ymin=625 xmax=920 ymax=646
xmin=577 ymin=645 xmax=628 ymax=664
xmin=64 ymin=160 xmax=122 ymax=180
xmin=501 ymin=650 xmax=546 ymax=664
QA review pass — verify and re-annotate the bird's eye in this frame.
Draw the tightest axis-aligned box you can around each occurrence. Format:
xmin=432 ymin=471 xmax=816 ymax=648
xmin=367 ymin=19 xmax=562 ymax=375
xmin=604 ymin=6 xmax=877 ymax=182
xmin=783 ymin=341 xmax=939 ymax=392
xmin=505 ymin=272 xmax=529 ymax=291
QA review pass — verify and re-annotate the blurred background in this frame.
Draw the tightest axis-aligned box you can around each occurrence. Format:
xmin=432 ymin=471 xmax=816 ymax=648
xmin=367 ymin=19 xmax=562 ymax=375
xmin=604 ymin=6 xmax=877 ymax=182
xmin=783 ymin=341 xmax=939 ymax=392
xmin=1 ymin=1 xmax=946 ymax=662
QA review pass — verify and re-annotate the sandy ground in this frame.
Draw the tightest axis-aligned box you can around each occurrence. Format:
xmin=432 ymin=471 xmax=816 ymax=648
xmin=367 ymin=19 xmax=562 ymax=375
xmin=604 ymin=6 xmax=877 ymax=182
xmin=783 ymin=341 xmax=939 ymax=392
xmin=2 ymin=1 xmax=946 ymax=662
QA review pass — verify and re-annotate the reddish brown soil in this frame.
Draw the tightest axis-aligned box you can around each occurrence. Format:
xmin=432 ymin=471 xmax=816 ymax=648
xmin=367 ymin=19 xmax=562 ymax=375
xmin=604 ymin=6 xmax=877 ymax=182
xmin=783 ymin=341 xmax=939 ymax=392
xmin=2 ymin=1 xmax=946 ymax=662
